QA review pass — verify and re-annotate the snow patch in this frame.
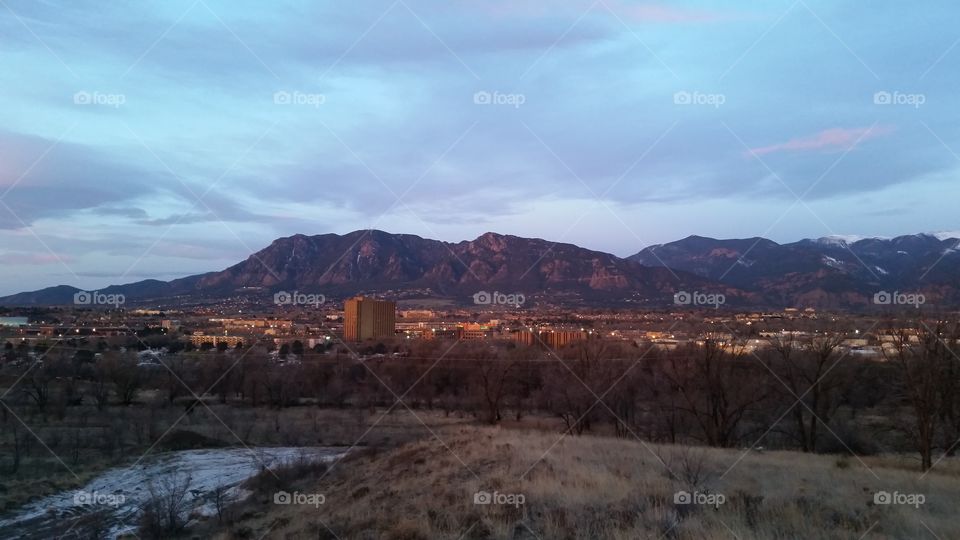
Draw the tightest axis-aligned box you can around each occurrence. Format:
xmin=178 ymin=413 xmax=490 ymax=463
xmin=815 ymin=235 xmax=861 ymax=247
xmin=932 ymin=231 xmax=960 ymax=241
xmin=821 ymin=255 xmax=844 ymax=269
xmin=0 ymin=446 xmax=344 ymax=538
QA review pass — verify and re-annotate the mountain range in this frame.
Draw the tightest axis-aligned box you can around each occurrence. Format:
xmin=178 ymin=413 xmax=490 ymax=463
xmin=1 ymin=230 xmax=958 ymax=309
xmin=631 ymin=233 xmax=960 ymax=307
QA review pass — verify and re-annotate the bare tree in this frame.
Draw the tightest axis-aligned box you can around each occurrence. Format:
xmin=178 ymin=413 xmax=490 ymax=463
xmin=104 ymin=356 xmax=143 ymax=406
xmin=663 ymin=339 xmax=768 ymax=448
xmin=474 ymin=355 xmax=517 ymax=425
xmin=546 ymin=340 xmax=618 ymax=435
xmin=212 ymin=483 xmax=232 ymax=523
xmin=20 ymin=364 xmax=52 ymax=411
xmin=768 ymin=333 xmax=850 ymax=452
xmin=140 ymin=472 xmax=193 ymax=539
xmin=884 ymin=322 xmax=950 ymax=471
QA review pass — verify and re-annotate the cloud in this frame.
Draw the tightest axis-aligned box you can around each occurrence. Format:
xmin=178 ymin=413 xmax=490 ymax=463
xmin=0 ymin=0 xmax=958 ymax=295
xmin=92 ymin=207 xmax=149 ymax=219
xmin=0 ymin=129 xmax=170 ymax=229
xmin=0 ymin=252 xmax=74 ymax=265
xmin=470 ymin=0 xmax=734 ymax=23
xmin=747 ymin=126 xmax=895 ymax=157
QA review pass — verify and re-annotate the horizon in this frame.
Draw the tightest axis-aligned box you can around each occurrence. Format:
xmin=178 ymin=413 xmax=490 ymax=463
xmin=4 ymin=227 xmax=960 ymax=296
xmin=3 ymin=226 xmax=960 ymax=297
xmin=2 ymin=1 xmax=959 ymax=293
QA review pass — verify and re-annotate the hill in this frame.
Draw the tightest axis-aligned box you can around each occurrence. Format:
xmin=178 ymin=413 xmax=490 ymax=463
xmin=216 ymin=425 xmax=960 ymax=539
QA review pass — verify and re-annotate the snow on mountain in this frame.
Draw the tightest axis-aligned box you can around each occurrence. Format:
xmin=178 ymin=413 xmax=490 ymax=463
xmin=813 ymin=234 xmax=889 ymax=246
xmin=821 ymin=255 xmax=844 ymax=269
xmin=815 ymin=235 xmax=865 ymax=247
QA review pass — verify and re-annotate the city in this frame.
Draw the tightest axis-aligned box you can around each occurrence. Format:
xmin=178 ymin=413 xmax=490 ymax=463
xmin=1 ymin=292 xmax=958 ymax=538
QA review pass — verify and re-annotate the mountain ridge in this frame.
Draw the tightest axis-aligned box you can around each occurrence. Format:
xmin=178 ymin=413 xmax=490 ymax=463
xmin=2 ymin=230 xmax=958 ymax=308
xmin=0 ymin=230 xmax=736 ymax=308
xmin=630 ymin=233 xmax=960 ymax=307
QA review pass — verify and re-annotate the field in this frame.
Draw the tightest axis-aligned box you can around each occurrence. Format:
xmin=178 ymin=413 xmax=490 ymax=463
xmin=213 ymin=424 xmax=960 ymax=540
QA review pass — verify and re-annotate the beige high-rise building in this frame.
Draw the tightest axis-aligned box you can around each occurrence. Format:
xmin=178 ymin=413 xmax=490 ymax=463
xmin=343 ymin=296 xmax=396 ymax=341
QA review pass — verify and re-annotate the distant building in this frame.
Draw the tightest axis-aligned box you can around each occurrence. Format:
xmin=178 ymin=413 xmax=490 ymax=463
xmin=512 ymin=329 xmax=589 ymax=349
xmin=161 ymin=319 xmax=181 ymax=331
xmin=343 ymin=296 xmax=396 ymax=341
xmin=458 ymin=323 xmax=494 ymax=340
xmin=400 ymin=309 xmax=436 ymax=319
xmin=190 ymin=333 xmax=244 ymax=348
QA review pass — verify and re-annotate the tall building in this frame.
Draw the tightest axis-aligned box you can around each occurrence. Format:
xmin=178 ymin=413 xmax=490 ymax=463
xmin=343 ymin=296 xmax=396 ymax=341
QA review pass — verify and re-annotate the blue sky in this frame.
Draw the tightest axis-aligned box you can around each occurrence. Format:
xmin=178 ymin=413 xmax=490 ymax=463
xmin=0 ymin=0 xmax=958 ymax=294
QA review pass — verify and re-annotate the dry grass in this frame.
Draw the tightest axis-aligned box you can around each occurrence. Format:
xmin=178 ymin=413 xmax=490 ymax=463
xmin=217 ymin=425 xmax=960 ymax=540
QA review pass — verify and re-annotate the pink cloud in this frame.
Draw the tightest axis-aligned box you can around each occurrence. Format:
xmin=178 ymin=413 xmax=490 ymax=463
xmin=468 ymin=1 xmax=731 ymax=23
xmin=0 ymin=252 xmax=74 ymax=265
xmin=747 ymin=126 xmax=894 ymax=157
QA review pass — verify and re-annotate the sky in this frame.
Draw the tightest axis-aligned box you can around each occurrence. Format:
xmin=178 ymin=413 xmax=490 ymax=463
xmin=0 ymin=0 xmax=958 ymax=294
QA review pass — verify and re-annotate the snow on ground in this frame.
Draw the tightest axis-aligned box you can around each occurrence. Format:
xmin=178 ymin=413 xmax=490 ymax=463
xmin=0 ymin=446 xmax=344 ymax=539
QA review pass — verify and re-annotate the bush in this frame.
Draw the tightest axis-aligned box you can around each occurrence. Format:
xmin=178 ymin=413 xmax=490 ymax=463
xmin=139 ymin=473 xmax=193 ymax=539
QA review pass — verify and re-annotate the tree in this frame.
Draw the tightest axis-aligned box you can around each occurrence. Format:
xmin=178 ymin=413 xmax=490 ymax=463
xmin=937 ymin=324 xmax=960 ymax=455
xmin=546 ymin=340 xmax=619 ymax=435
xmin=140 ymin=473 xmax=193 ymax=539
xmin=474 ymin=355 xmax=517 ymax=425
xmin=20 ymin=365 xmax=52 ymax=410
xmin=106 ymin=356 xmax=143 ymax=406
xmin=663 ymin=339 xmax=767 ymax=448
xmin=884 ymin=322 xmax=952 ymax=471
xmin=768 ymin=333 xmax=850 ymax=452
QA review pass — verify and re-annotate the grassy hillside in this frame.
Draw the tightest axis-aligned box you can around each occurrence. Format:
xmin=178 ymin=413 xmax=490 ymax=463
xmin=213 ymin=426 xmax=960 ymax=539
